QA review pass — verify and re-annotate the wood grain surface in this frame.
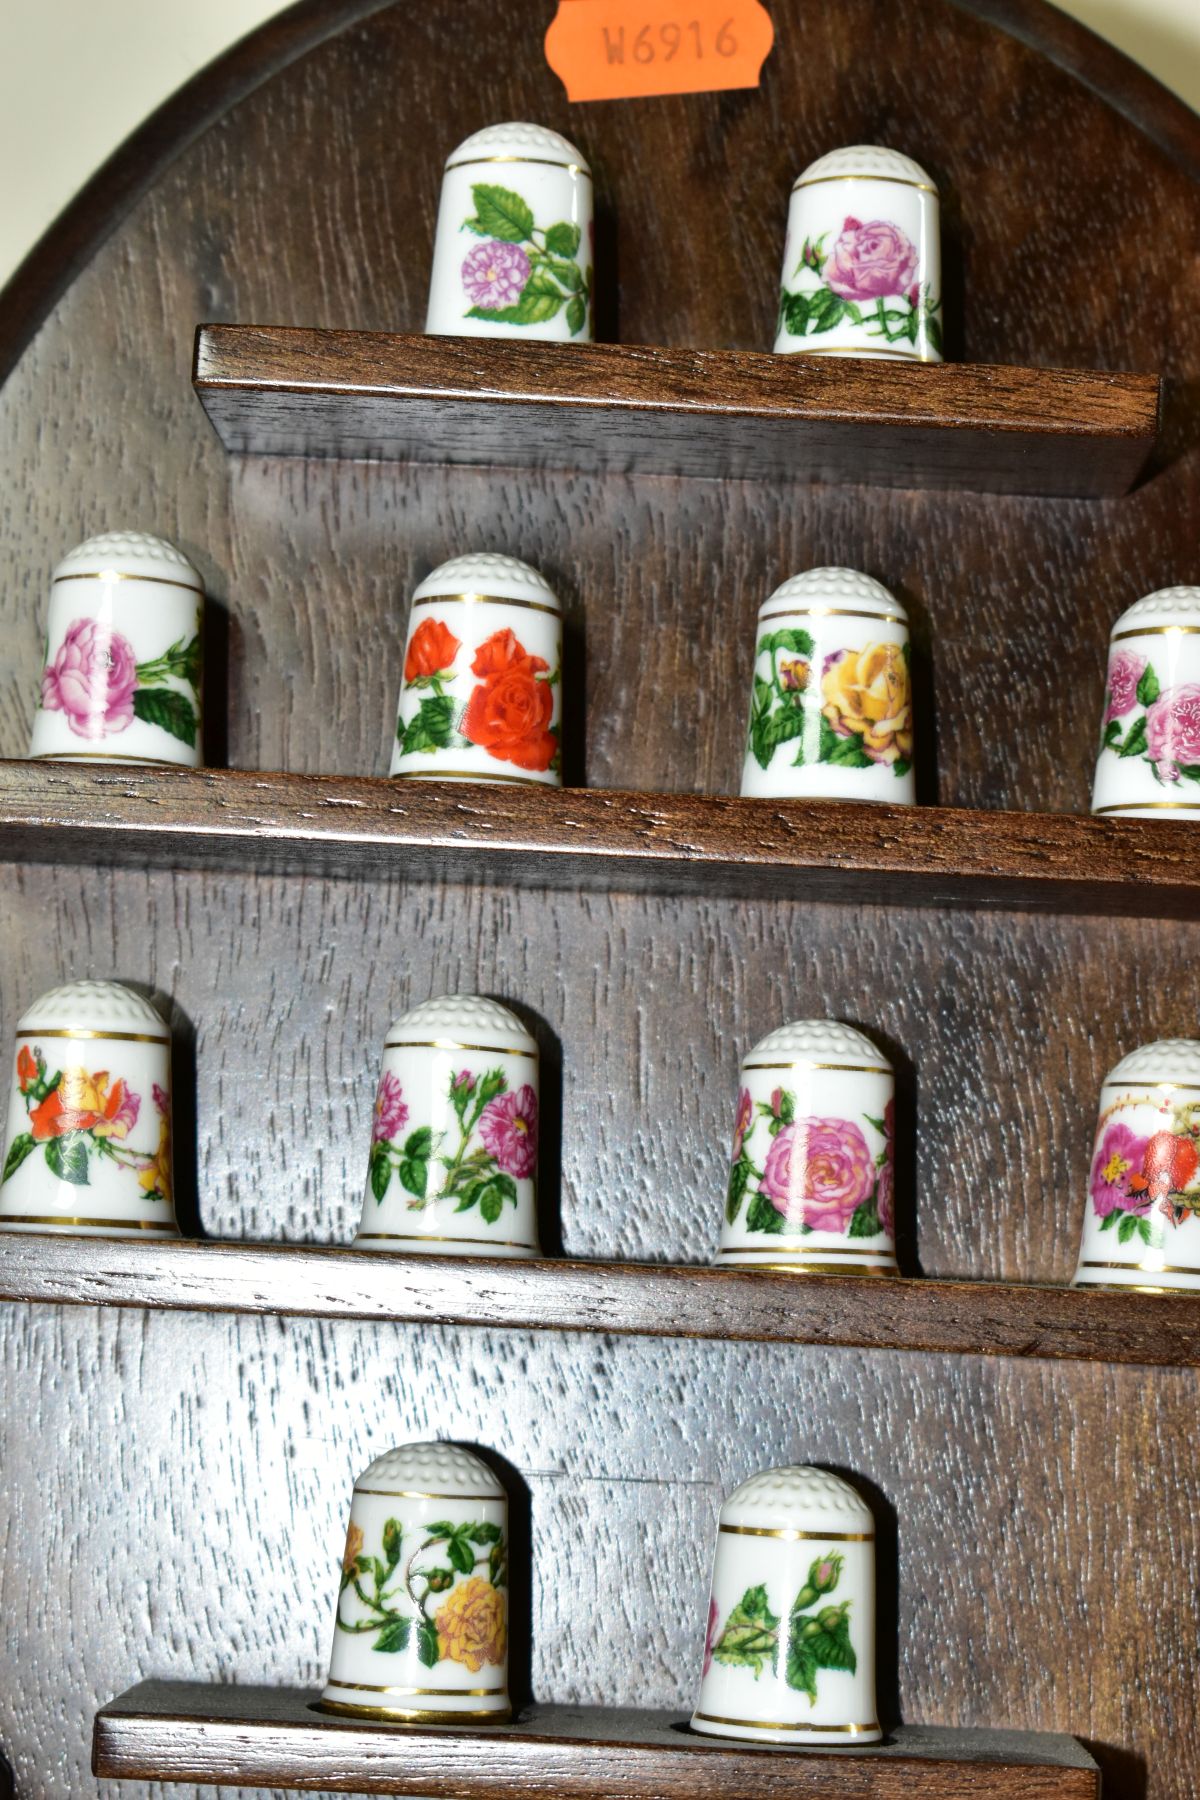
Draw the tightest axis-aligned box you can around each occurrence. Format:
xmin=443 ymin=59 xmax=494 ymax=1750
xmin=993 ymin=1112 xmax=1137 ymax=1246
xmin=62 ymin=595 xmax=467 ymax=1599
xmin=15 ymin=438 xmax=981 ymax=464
xmin=192 ymin=324 xmax=1161 ymax=497
xmin=1 ymin=2 xmax=1199 ymax=1799
xmin=93 ymin=1684 xmax=1101 ymax=1797
xmin=10 ymin=762 xmax=1200 ymax=919
xmin=4 ymin=1231 xmax=1200 ymax=1369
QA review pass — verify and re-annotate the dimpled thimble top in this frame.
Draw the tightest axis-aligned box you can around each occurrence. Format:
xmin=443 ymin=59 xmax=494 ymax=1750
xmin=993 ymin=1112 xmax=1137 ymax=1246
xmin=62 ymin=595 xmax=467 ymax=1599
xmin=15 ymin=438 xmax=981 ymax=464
xmin=446 ymin=122 xmax=590 ymax=174
xmin=1103 ymin=1039 xmax=1200 ymax=1086
xmin=745 ymin=1019 xmax=891 ymax=1071
xmin=385 ymin=994 xmax=536 ymax=1055
xmin=52 ymin=530 xmax=203 ymax=591
xmin=795 ymin=145 xmax=936 ymax=190
xmin=355 ymin=1441 xmax=505 ymax=1498
xmin=1110 ymin=587 xmax=1200 ymax=635
xmin=721 ymin=1465 xmax=874 ymax=1532
xmin=17 ymin=979 xmax=168 ymax=1037
xmin=411 ymin=553 xmax=561 ymax=610
xmin=761 ymin=567 xmax=905 ymax=621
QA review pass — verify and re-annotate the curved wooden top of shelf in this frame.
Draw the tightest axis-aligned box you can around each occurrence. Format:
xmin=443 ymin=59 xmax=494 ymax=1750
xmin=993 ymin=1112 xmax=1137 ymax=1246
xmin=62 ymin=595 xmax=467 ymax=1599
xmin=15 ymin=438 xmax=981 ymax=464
xmin=4 ymin=1231 xmax=1197 ymax=1368
xmin=5 ymin=761 xmax=1200 ymax=917
xmin=93 ymin=1683 xmax=1100 ymax=1797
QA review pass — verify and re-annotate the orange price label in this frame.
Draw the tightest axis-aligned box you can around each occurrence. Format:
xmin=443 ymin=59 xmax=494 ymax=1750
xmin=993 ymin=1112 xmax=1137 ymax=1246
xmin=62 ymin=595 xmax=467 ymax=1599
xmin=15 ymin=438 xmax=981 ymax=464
xmin=545 ymin=0 xmax=773 ymax=103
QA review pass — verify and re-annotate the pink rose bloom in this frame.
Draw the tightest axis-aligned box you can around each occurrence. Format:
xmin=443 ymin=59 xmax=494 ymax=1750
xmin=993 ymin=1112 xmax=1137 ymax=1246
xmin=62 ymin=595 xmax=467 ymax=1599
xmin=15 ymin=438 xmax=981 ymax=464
xmin=760 ymin=1116 xmax=875 ymax=1233
xmin=703 ymin=1597 xmax=719 ymax=1676
xmin=41 ymin=617 xmax=138 ymax=739
xmin=1104 ymin=648 xmax=1147 ymax=722
xmin=825 ymin=217 xmax=919 ymax=303
xmin=106 ymin=1084 xmax=141 ymax=1136
xmin=480 ymin=1084 xmax=538 ymax=1179
xmin=371 ymin=1069 xmax=409 ymax=1144
xmin=731 ymin=1087 xmax=752 ymax=1162
xmin=1146 ymin=683 xmax=1200 ymax=782
xmin=1089 ymin=1122 xmax=1150 ymax=1218
xmin=462 ymin=240 xmax=531 ymax=309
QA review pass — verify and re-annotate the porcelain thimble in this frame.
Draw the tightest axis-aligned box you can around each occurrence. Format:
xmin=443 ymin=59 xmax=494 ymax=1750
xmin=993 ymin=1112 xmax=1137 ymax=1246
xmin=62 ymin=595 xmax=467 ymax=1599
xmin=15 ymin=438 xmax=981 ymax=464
xmin=740 ymin=570 xmax=913 ymax=804
xmin=28 ymin=531 xmax=203 ymax=767
xmin=692 ymin=1465 xmax=880 ymax=1747
xmin=320 ymin=1441 xmax=510 ymax=1723
xmin=390 ymin=554 xmax=563 ymax=787
xmin=0 ymin=980 xmax=177 ymax=1238
xmin=1091 ymin=587 xmax=1200 ymax=818
xmin=718 ymin=1020 xmax=896 ymax=1275
xmin=1074 ymin=1039 xmax=1200 ymax=1292
xmin=354 ymin=995 xmax=540 ymax=1259
xmin=774 ymin=146 xmax=941 ymax=361
xmin=426 ymin=123 xmax=593 ymax=341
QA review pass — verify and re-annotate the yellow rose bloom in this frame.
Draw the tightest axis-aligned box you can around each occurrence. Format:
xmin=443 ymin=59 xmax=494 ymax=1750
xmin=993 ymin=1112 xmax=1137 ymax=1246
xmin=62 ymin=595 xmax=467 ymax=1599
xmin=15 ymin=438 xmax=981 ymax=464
xmin=821 ymin=641 xmax=912 ymax=763
xmin=137 ymin=1114 xmax=172 ymax=1203
xmin=434 ymin=1574 xmax=506 ymax=1672
xmin=341 ymin=1522 xmax=364 ymax=1573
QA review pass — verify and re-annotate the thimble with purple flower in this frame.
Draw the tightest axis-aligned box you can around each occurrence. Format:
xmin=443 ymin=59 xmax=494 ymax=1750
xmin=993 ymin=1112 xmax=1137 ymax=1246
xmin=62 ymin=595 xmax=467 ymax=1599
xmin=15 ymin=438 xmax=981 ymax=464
xmin=1091 ymin=588 xmax=1200 ymax=819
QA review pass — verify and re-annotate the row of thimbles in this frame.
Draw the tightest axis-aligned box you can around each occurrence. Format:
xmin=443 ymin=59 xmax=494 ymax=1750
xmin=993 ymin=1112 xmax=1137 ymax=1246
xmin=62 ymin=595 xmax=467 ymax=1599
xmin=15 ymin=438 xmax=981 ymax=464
xmin=3 ymin=980 xmax=1198 ymax=1293
xmin=322 ymin=1443 xmax=880 ymax=1748
xmin=427 ymin=125 xmax=942 ymax=363
xmin=28 ymin=528 xmax=1200 ymax=818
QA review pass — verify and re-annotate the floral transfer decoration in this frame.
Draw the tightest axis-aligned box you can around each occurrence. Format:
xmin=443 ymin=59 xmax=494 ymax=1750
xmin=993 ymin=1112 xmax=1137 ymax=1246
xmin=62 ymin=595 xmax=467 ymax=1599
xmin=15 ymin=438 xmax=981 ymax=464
xmin=337 ymin=1514 xmax=507 ymax=1669
xmin=708 ymin=1553 xmax=856 ymax=1703
xmin=460 ymin=184 xmax=591 ymax=336
xmin=1100 ymin=652 xmax=1200 ymax=788
xmin=747 ymin=626 xmax=911 ymax=776
xmin=368 ymin=1063 xmax=537 ymax=1223
xmin=399 ymin=624 xmax=560 ymax=774
xmin=40 ymin=613 xmax=202 ymax=747
xmin=778 ymin=217 xmax=942 ymax=353
xmin=727 ymin=1087 xmax=893 ymax=1239
xmin=1089 ymin=1098 xmax=1200 ymax=1247
xmin=3 ymin=1045 xmax=171 ymax=1201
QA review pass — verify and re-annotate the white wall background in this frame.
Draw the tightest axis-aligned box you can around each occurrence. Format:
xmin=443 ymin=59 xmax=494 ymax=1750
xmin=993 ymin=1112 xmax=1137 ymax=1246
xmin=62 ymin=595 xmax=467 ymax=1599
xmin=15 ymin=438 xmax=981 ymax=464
xmin=0 ymin=0 xmax=1196 ymax=292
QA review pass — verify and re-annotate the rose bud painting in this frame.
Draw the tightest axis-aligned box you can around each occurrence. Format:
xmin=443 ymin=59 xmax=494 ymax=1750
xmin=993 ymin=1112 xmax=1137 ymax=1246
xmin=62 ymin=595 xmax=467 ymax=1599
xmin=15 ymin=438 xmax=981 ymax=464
xmin=390 ymin=553 xmax=563 ymax=787
xmin=426 ymin=122 xmax=593 ymax=341
xmin=1091 ymin=586 xmax=1200 ymax=818
xmin=775 ymin=145 xmax=942 ymax=362
xmin=1075 ymin=1040 xmax=1200 ymax=1292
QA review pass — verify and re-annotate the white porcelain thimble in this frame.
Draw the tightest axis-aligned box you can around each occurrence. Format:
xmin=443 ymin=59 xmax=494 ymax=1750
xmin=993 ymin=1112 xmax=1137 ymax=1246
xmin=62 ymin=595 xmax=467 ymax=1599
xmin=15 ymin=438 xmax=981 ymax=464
xmin=1091 ymin=587 xmax=1200 ymax=819
xmin=740 ymin=569 xmax=913 ymax=804
xmin=0 ymin=980 xmax=178 ymax=1238
xmin=390 ymin=554 xmax=563 ymax=787
xmin=717 ymin=1020 xmax=896 ymax=1276
xmin=320 ymin=1441 xmax=510 ymax=1724
xmin=1074 ymin=1039 xmax=1200 ymax=1292
xmin=692 ymin=1465 xmax=880 ymax=1747
xmin=774 ymin=146 xmax=941 ymax=362
xmin=354 ymin=995 xmax=540 ymax=1259
xmin=426 ymin=123 xmax=592 ymax=341
xmin=28 ymin=531 xmax=204 ymax=767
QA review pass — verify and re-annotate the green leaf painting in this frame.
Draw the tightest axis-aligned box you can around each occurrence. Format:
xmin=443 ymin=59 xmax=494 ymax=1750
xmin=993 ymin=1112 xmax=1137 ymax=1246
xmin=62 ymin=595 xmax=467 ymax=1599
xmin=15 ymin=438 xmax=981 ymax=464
xmin=466 ymin=184 xmax=534 ymax=243
xmin=708 ymin=1557 xmax=858 ymax=1705
xmin=131 ymin=686 xmax=198 ymax=747
xmin=334 ymin=1514 xmax=508 ymax=1669
xmin=458 ymin=184 xmax=589 ymax=337
xmin=711 ymin=1584 xmax=781 ymax=1678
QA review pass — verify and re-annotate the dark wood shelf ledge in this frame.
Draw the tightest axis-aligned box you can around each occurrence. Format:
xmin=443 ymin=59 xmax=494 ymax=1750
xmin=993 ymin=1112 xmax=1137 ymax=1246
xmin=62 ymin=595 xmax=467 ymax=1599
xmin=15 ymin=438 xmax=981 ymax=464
xmin=93 ymin=1683 xmax=1099 ymax=1798
xmin=192 ymin=324 xmax=1160 ymax=498
xmin=4 ymin=762 xmax=1200 ymax=918
xmin=5 ymin=1232 xmax=1198 ymax=1367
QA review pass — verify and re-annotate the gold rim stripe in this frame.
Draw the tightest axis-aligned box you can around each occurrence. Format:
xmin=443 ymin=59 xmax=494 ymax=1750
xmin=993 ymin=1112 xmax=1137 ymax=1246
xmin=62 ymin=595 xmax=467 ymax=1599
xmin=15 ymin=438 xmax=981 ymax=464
xmin=0 ymin=1214 xmax=178 ymax=1231
xmin=354 ymin=1233 xmax=535 ymax=1250
xmin=757 ymin=609 xmax=904 ymax=626
xmin=1100 ymin=1078 xmax=1200 ymax=1092
xmin=52 ymin=569 xmax=203 ymax=594
xmin=720 ymin=1243 xmax=895 ymax=1258
xmin=693 ymin=1711 xmax=880 ymax=1734
xmin=792 ymin=169 xmax=936 ymax=195
xmin=391 ymin=769 xmax=555 ymax=788
xmin=313 ymin=1698 xmax=511 ymax=1724
xmin=719 ymin=1524 xmax=873 ymax=1541
xmin=1111 ymin=623 xmax=1200 ymax=641
xmin=411 ymin=591 xmax=560 ymax=617
xmin=782 ymin=344 xmax=938 ymax=362
xmin=1093 ymin=800 xmax=1200 ymax=814
xmin=1078 ymin=1259 xmax=1200 ymax=1277
xmin=1076 ymin=1279 xmax=1172 ymax=1295
xmin=744 ymin=1261 xmax=897 ymax=1276
xmin=320 ymin=1679 xmax=503 ymax=1697
xmin=445 ymin=154 xmax=589 ymax=176
xmin=382 ymin=1040 xmax=531 ymax=1056
xmin=16 ymin=1027 xmax=168 ymax=1045
xmin=355 ymin=1487 xmax=504 ymax=1501
xmin=28 ymin=751 xmax=197 ymax=767
xmin=742 ymin=1061 xmax=889 ymax=1074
